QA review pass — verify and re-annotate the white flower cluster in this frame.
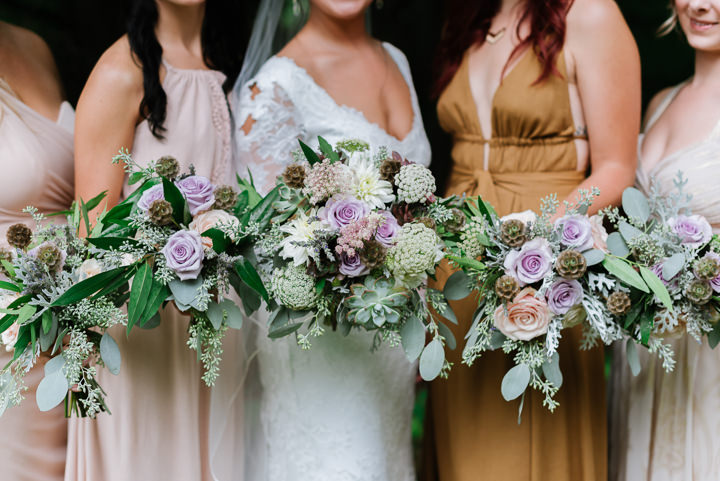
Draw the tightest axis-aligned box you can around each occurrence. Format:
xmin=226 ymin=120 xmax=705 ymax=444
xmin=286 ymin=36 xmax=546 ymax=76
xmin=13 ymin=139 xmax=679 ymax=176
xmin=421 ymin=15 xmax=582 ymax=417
xmin=395 ymin=164 xmax=436 ymax=204
xmin=271 ymin=265 xmax=319 ymax=310
xmin=387 ymin=223 xmax=444 ymax=288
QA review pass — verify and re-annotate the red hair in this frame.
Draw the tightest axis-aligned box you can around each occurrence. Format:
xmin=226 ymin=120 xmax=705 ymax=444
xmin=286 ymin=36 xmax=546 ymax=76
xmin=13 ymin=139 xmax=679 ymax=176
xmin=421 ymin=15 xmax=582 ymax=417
xmin=433 ymin=0 xmax=574 ymax=97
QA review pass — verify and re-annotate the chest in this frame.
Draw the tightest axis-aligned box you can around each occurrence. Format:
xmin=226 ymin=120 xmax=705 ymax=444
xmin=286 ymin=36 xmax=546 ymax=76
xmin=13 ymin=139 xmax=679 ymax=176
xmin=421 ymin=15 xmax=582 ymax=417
xmin=641 ymin=92 xmax=720 ymax=171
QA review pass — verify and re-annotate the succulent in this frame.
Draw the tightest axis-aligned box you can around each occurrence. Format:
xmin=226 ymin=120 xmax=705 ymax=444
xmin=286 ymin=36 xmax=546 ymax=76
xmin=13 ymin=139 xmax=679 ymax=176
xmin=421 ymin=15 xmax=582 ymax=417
xmin=686 ymin=280 xmax=713 ymax=305
xmin=495 ymin=275 xmax=520 ymax=301
xmin=346 ymin=277 xmax=410 ymax=327
xmin=694 ymin=256 xmax=720 ymax=281
xmin=36 ymin=243 xmax=63 ymax=272
xmin=555 ymin=250 xmax=587 ymax=280
xmin=148 ymin=199 xmax=174 ymax=226
xmin=379 ymin=158 xmax=402 ymax=183
xmin=500 ymin=219 xmax=526 ymax=248
xmin=213 ymin=185 xmax=239 ymax=211
xmin=6 ymin=223 xmax=32 ymax=250
xmin=445 ymin=208 xmax=466 ymax=234
xmin=607 ymin=291 xmax=631 ymax=316
xmin=155 ymin=155 xmax=180 ymax=179
xmin=282 ymin=163 xmax=307 ymax=189
xmin=360 ymin=239 xmax=387 ymax=269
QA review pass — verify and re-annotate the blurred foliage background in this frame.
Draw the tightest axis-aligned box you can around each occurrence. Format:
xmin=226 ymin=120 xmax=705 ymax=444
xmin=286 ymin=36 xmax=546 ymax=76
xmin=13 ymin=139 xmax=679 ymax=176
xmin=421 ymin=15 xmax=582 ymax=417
xmin=0 ymin=0 xmax=694 ymax=472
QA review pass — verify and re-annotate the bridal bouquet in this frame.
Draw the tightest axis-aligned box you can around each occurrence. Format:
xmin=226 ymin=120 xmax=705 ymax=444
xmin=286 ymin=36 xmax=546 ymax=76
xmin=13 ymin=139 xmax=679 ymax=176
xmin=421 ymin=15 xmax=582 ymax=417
xmin=598 ymin=174 xmax=720 ymax=374
xmin=0 ymin=200 xmax=128 ymax=418
xmin=78 ymin=150 xmax=275 ymax=386
xmin=449 ymin=189 xmax=623 ymax=411
xmin=251 ymin=138 xmax=461 ymax=380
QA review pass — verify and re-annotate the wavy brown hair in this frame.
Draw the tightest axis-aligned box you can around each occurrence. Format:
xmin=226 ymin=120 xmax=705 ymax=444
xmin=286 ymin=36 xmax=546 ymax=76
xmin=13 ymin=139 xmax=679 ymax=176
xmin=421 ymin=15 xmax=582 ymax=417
xmin=433 ymin=0 xmax=575 ymax=97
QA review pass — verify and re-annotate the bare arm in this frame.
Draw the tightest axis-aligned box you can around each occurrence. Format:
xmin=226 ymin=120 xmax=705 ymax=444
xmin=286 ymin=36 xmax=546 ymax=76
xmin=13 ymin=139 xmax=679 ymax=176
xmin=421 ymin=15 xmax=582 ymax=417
xmin=74 ymin=37 xmax=143 ymax=219
xmin=565 ymin=0 xmax=641 ymax=213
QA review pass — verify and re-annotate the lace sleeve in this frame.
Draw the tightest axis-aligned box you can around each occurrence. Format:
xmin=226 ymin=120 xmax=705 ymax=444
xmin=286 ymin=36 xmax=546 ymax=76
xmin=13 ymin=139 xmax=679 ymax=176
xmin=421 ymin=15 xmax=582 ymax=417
xmin=234 ymin=77 xmax=306 ymax=194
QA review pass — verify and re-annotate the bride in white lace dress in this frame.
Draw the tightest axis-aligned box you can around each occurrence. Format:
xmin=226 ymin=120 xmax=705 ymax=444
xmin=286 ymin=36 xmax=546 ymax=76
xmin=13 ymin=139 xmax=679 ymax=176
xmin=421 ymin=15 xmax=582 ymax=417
xmin=232 ymin=1 xmax=430 ymax=480
xmin=609 ymin=1 xmax=720 ymax=480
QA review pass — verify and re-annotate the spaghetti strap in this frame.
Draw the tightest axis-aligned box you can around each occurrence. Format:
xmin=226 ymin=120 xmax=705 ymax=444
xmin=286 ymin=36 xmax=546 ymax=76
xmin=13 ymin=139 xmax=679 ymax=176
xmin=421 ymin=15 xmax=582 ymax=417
xmin=644 ymin=82 xmax=686 ymax=133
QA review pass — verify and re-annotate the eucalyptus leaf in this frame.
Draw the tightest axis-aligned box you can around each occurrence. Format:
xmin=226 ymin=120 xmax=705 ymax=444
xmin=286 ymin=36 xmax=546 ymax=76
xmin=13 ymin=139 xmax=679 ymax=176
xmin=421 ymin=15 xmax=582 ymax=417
xmin=662 ymin=253 xmax=685 ymax=281
xmin=36 ymin=370 xmax=68 ymax=412
xmin=268 ymin=322 xmax=302 ymax=339
xmin=606 ymin=232 xmax=630 ymax=258
xmin=168 ymin=277 xmax=204 ymax=307
xmin=463 ymin=329 xmax=480 ymax=359
xmin=400 ymin=315 xmax=425 ymax=362
xmin=501 ymin=364 xmax=531 ymax=401
xmin=443 ymin=270 xmax=473 ymax=301
xmin=419 ymin=338 xmax=445 ymax=381
xmin=100 ymin=332 xmax=122 ymax=375
xmin=622 ymin=187 xmax=651 ymax=223
xmin=602 ymin=257 xmax=649 ymax=293
xmin=541 ymin=352 xmax=563 ymax=388
xmin=626 ymin=339 xmax=641 ymax=376
xmin=436 ymin=299 xmax=458 ymax=325
xmin=220 ymin=299 xmax=244 ymax=330
xmin=489 ymin=329 xmax=507 ymax=349
xmin=640 ymin=266 xmax=673 ymax=310
xmin=583 ymin=249 xmax=606 ymax=267
xmin=437 ymin=322 xmax=457 ymax=351
xmin=708 ymin=320 xmax=720 ymax=349
xmin=619 ymin=221 xmax=644 ymax=243
xmin=43 ymin=354 xmax=65 ymax=376
xmin=39 ymin=314 xmax=58 ymax=352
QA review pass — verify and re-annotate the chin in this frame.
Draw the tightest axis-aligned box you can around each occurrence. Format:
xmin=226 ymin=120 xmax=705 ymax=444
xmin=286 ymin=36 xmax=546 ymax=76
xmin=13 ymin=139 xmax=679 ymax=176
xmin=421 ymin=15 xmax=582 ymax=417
xmin=312 ymin=0 xmax=373 ymax=20
xmin=160 ymin=0 xmax=206 ymax=6
xmin=680 ymin=18 xmax=720 ymax=52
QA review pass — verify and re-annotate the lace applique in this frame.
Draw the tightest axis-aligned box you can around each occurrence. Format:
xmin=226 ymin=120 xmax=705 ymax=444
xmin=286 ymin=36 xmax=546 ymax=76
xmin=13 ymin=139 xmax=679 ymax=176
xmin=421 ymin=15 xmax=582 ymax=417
xmin=235 ymin=81 xmax=307 ymax=194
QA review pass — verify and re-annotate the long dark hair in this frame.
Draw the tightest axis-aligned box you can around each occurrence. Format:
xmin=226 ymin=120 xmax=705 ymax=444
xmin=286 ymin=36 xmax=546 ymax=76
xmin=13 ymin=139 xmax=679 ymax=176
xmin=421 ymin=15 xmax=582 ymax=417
xmin=434 ymin=0 xmax=574 ymax=97
xmin=127 ymin=0 xmax=250 ymax=138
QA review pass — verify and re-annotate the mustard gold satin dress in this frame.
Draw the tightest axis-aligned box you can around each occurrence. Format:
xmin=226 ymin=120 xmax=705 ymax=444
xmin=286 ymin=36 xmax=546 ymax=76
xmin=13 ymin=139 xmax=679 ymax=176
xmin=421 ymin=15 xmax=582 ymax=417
xmin=427 ymin=49 xmax=607 ymax=481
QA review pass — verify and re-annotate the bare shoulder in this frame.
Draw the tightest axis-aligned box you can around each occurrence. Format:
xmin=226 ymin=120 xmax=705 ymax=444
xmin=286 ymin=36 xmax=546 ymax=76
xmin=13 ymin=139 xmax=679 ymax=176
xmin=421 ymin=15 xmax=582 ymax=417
xmin=566 ymin=0 xmax=627 ymax=33
xmin=87 ymin=36 xmax=143 ymax=99
xmin=1 ymin=23 xmax=58 ymax=77
xmin=643 ymin=86 xmax=676 ymax=127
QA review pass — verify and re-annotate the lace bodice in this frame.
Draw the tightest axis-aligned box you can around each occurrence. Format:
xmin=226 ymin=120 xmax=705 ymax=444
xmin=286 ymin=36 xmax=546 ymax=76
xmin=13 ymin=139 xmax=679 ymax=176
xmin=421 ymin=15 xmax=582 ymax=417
xmin=636 ymin=82 xmax=720 ymax=230
xmin=233 ymin=43 xmax=429 ymax=481
xmin=234 ymin=42 xmax=431 ymax=194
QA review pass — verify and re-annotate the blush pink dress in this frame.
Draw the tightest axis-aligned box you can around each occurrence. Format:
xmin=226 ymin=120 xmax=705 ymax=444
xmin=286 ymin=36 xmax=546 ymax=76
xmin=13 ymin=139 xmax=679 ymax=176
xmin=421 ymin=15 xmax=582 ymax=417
xmin=0 ymin=79 xmax=74 ymax=481
xmin=65 ymin=61 xmax=234 ymax=481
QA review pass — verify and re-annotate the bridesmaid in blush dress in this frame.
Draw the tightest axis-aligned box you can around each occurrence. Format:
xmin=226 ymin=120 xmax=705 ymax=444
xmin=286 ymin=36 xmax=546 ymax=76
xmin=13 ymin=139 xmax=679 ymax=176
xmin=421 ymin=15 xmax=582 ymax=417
xmin=425 ymin=0 xmax=640 ymax=480
xmin=65 ymin=1 xmax=248 ymax=480
xmin=0 ymin=21 xmax=74 ymax=481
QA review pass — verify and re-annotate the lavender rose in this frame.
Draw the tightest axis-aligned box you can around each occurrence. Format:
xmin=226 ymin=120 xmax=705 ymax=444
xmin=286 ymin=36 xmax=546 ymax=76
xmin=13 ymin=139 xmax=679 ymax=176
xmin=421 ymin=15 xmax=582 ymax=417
xmin=503 ymin=237 xmax=553 ymax=286
xmin=669 ymin=214 xmax=712 ymax=248
xmin=175 ymin=176 xmax=216 ymax=216
xmin=375 ymin=210 xmax=400 ymax=247
xmin=321 ymin=197 xmax=370 ymax=230
xmin=162 ymin=230 xmax=205 ymax=280
xmin=546 ymin=279 xmax=583 ymax=315
xmin=555 ymin=215 xmax=594 ymax=251
xmin=137 ymin=184 xmax=165 ymax=213
xmin=339 ymin=252 xmax=369 ymax=277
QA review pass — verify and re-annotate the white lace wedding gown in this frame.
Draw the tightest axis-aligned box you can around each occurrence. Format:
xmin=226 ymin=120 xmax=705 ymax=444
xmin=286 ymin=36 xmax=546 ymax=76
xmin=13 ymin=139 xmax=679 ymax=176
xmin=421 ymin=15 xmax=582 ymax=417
xmin=234 ymin=43 xmax=431 ymax=481
xmin=609 ymin=82 xmax=720 ymax=481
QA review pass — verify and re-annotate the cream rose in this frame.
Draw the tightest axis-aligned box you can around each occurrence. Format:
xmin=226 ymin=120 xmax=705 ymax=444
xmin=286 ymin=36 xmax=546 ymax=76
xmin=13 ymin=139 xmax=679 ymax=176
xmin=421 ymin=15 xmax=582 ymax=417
xmin=494 ymin=287 xmax=551 ymax=341
xmin=78 ymin=259 xmax=103 ymax=281
xmin=0 ymin=292 xmax=20 ymax=351
xmin=589 ymin=215 xmax=608 ymax=252
xmin=189 ymin=210 xmax=240 ymax=249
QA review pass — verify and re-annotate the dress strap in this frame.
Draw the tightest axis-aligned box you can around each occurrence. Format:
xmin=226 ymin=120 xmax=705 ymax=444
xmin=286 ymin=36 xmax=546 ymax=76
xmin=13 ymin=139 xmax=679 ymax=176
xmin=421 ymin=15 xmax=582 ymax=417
xmin=644 ymin=82 xmax=686 ymax=133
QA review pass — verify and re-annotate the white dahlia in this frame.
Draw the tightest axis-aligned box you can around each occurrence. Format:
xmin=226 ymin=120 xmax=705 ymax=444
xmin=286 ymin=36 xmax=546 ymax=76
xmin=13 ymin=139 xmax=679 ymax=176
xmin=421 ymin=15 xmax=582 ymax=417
xmin=347 ymin=152 xmax=395 ymax=209
xmin=279 ymin=211 xmax=326 ymax=266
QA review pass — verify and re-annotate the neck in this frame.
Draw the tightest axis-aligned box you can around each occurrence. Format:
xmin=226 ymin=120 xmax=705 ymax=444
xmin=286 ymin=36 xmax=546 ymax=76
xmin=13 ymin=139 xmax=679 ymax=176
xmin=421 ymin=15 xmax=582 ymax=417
xmin=304 ymin=8 xmax=370 ymax=49
xmin=692 ymin=49 xmax=720 ymax=88
xmin=155 ymin=1 xmax=205 ymax=56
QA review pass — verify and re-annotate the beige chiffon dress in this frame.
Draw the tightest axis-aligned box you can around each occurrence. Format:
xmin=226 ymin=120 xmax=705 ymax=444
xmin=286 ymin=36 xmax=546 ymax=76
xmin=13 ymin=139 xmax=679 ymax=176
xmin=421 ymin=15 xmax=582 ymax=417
xmin=0 ymin=79 xmax=74 ymax=481
xmin=609 ymin=82 xmax=720 ymax=481
xmin=65 ymin=61 xmax=234 ymax=481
